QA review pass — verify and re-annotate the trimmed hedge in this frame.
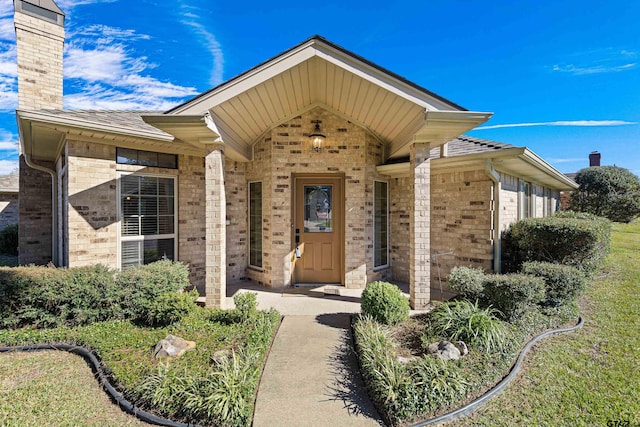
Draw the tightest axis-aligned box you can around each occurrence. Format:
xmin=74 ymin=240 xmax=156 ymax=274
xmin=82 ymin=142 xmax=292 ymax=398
xmin=521 ymin=261 xmax=587 ymax=306
xmin=447 ymin=266 xmax=486 ymax=300
xmin=0 ymin=260 xmax=193 ymax=329
xmin=502 ymin=213 xmax=611 ymax=274
xmin=361 ymin=281 xmax=410 ymax=325
xmin=482 ymin=274 xmax=545 ymax=321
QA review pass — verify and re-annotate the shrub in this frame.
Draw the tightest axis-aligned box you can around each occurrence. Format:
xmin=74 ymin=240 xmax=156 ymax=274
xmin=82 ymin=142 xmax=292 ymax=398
xmin=425 ymin=300 xmax=510 ymax=353
xmin=569 ymin=165 xmax=640 ymax=223
xmin=447 ymin=266 xmax=486 ymax=300
xmin=115 ymin=260 xmax=191 ymax=321
xmin=0 ymin=260 xmax=192 ymax=329
xmin=502 ymin=214 xmax=611 ymax=274
xmin=353 ymin=315 xmax=467 ymax=424
xmin=145 ymin=290 xmax=199 ymax=326
xmin=234 ymin=292 xmax=258 ymax=322
xmin=361 ymin=281 xmax=410 ymax=325
xmin=0 ymin=224 xmax=18 ymax=255
xmin=521 ymin=261 xmax=587 ymax=306
xmin=482 ymin=274 xmax=545 ymax=321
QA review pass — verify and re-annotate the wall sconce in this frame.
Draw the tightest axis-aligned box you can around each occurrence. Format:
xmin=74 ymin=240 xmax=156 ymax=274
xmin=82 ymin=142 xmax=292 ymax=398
xmin=309 ymin=121 xmax=326 ymax=152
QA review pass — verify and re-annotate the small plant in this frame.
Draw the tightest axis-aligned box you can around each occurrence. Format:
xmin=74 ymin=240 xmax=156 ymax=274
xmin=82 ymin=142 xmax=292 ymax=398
xmin=521 ymin=261 xmax=587 ymax=306
xmin=360 ymin=281 xmax=410 ymax=325
xmin=425 ymin=300 xmax=510 ymax=353
xmin=483 ymin=274 xmax=546 ymax=321
xmin=447 ymin=266 xmax=486 ymax=300
xmin=145 ymin=290 xmax=199 ymax=326
xmin=409 ymin=356 xmax=467 ymax=411
xmin=234 ymin=292 xmax=258 ymax=322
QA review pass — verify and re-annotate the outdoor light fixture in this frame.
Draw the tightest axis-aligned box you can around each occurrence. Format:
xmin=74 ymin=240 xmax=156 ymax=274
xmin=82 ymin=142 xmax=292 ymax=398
xmin=309 ymin=121 xmax=326 ymax=152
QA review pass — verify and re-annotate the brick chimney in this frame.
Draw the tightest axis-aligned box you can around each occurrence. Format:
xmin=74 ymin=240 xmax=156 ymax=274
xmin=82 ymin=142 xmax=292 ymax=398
xmin=14 ymin=0 xmax=65 ymax=266
xmin=14 ymin=0 xmax=65 ymax=110
xmin=589 ymin=151 xmax=601 ymax=167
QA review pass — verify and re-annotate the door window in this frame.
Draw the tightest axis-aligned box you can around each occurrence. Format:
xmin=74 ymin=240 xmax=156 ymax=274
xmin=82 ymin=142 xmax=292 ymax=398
xmin=304 ymin=186 xmax=332 ymax=232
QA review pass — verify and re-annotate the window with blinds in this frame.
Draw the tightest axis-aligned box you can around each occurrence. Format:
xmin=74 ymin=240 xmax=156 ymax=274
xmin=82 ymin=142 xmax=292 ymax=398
xmin=120 ymin=174 xmax=176 ymax=268
xmin=374 ymin=180 xmax=389 ymax=268
xmin=248 ymin=181 xmax=263 ymax=268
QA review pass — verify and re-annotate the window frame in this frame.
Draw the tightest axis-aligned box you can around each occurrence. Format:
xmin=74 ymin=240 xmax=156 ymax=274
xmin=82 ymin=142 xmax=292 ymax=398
xmin=373 ymin=179 xmax=390 ymax=270
xmin=248 ymin=180 xmax=263 ymax=270
xmin=116 ymin=172 xmax=178 ymax=270
xmin=518 ymin=179 xmax=532 ymax=219
xmin=116 ymin=147 xmax=178 ymax=169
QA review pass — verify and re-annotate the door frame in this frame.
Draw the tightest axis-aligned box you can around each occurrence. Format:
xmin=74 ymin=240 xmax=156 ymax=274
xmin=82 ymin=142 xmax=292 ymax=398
xmin=291 ymin=173 xmax=345 ymax=285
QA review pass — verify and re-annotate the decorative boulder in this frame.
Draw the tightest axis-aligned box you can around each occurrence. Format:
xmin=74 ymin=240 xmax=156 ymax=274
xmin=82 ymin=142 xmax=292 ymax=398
xmin=212 ymin=349 xmax=231 ymax=364
xmin=153 ymin=334 xmax=196 ymax=359
xmin=455 ymin=341 xmax=469 ymax=356
xmin=427 ymin=340 xmax=461 ymax=361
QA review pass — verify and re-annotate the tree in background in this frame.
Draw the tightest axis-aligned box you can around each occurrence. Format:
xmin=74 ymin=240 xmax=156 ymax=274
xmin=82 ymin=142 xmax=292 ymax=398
xmin=569 ymin=166 xmax=640 ymax=223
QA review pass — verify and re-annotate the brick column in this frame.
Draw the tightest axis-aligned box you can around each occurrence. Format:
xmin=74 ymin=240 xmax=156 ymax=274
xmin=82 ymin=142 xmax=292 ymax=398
xmin=409 ymin=143 xmax=431 ymax=309
xmin=204 ymin=144 xmax=226 ymax=308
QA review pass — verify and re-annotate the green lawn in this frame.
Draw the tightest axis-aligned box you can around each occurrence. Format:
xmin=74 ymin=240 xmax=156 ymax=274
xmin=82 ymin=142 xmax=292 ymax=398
xmin=451 ymin=221 xmax=640 ymax=427
xmin=0 ymin=350 xmax=148 ymax=426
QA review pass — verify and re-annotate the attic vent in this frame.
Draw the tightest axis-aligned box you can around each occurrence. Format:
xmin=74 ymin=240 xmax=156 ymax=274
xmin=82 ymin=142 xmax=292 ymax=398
xmin=337 ymin=128 xmax=348 ymax=132
xmin=15 ymin=0 xmax=64 ymax=26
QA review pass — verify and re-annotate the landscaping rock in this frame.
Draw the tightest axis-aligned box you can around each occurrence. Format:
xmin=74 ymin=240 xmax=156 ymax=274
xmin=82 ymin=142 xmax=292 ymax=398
xmin=397 ymin=355 xmax=418 ymax=364
xmin=212 ymin=349 xmax=231 ymax=364
xmin=455 ymin=341 xmax=469 ymax=356
xmin=153 ymin=334 xmax=196 ymax=359
xmin=427 ymin=340 xmax=461 ymax=361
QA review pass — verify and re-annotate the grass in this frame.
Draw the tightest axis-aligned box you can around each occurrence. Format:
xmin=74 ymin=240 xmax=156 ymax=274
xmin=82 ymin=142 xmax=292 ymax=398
xmin=0 ymin=306 xmax=281 ymax=426
xmin=450 ymin=221 xmax=640 ymax=427
xmin=0 ymin=350 xmax=147 ymax=426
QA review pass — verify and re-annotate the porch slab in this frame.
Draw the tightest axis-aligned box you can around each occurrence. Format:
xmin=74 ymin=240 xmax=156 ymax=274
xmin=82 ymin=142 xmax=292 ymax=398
xmin=224 ymin=280 xmax=453 ymax=316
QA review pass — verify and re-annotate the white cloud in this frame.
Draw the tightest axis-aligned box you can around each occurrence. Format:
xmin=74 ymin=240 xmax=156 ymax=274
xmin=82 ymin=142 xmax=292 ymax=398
xmin=0 ymin=159 xmax=18 ymax=175
xmin=552 ymin=63 xmax=636 ymax=75
xmin=71 ymin=24 xmax=151 ymax=43
xmin=475 ymin=120 xmax=638 ymax=130
xmin=178 ymin=4 xmax=224 ymax=87
xmin=551 ymin=49 xmax=637 ymax=75
xmin=0 ymin=43 xmax=17 ymax=112
xmin=57 ymin=0 xmax=117 ymax=9
xmin=0 ymin=18 xmax=14 ymax=41
xmin=547 ymin=157 xmax=586 ymax=164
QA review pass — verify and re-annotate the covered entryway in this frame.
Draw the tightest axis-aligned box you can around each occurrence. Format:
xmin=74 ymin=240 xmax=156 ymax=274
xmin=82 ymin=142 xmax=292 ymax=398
xmin=293 ymin=174 xmax=344 ymax=285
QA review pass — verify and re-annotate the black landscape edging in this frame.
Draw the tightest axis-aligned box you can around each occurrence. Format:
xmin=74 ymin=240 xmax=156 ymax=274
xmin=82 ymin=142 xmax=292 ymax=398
xmin=0 ymin=343 xmax=203 ymax=427
xmin=409 ymin=316 xmax=585 ymax=426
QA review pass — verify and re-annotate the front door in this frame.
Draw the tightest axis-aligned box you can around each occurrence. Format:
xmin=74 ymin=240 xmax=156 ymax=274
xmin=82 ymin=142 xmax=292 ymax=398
xmin=293 ymin=175 xmax=344 ymax=284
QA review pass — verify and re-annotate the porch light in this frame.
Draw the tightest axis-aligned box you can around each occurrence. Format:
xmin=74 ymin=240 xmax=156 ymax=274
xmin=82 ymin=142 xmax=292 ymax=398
xmin=309 ymin=121 xmax=326 ymax=152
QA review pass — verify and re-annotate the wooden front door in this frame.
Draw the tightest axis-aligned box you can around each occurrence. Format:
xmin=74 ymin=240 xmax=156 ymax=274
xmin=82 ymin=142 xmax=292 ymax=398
xmin=293 ymin=175 xmax=344 ymax=284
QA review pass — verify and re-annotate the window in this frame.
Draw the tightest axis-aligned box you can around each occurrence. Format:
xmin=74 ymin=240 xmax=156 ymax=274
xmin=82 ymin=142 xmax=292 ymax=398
xmin=543 ymin=188 xmax=552 ymax=217
xmin=249 ymin=181 xmax=263 ymax=268
xmin=117 ymin=147 xmax=178 ymax=169
xmin=303 ymin=186 xmax=333 ymax=232
xmin=120 ymin=174 xmax=176 ymax=268
xmin=519 ymin=180 xmax=532 ymax=219
xmin=374 ymin=180 xmax=389 ymax=268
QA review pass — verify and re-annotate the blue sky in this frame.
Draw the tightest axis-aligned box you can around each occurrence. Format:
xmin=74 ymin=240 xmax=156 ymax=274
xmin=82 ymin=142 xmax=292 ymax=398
xmin=0 ymin=0 xmax=638 ymax=175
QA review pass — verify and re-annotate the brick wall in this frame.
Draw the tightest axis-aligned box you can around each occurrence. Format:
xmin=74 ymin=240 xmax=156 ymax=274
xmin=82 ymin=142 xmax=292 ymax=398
xmin=390 ymin=176 xmax=411 ymax=283
xmin=430 ymin=168 xmax=493 ymax=289
xmin=177 ymin=154 xmax=206 ymax=293
xmin=225 ymin=160 xmax=247 ymax=283
xmin=0 ymin=193 xmax=19 ymax=229
xmin=66 ymin=140 xmax=118 ymax=268
xmin=18 ymin=155 xmax=53 ymax=265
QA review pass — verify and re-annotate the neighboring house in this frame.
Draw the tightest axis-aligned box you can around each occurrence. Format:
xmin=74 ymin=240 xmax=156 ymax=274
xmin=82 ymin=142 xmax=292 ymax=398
xmin=13 ymin=0 xmax=576 ymax=308
xmin=0 ymin=172 xmax=19 ymax=229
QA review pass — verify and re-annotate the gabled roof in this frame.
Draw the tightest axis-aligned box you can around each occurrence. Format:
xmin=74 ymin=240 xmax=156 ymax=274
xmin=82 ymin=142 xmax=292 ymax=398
xmin=377 ymin=135 xmax=577 ymax=190
xmin=150 ymin=35 xmax=492 ymax=161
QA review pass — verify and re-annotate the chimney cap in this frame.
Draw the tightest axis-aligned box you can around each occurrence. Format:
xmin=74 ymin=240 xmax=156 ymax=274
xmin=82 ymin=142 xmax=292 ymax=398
xmin=14 ymin=0 xmax=65 ymax=26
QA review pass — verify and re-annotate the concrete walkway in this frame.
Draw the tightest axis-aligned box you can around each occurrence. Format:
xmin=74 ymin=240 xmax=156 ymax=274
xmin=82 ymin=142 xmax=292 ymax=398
xmin=253 ymin=314 xmax=384 ymax=427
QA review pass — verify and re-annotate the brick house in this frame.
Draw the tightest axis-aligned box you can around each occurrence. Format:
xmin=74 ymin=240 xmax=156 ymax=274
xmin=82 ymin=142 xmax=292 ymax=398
xmin=13 ymin=0 xmax=576 ymax=308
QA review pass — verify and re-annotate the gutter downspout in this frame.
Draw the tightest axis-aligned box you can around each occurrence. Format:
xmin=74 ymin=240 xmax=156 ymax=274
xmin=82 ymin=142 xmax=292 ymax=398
xmin=23 ymin=152 xmax=58 ymax=266
xmin=485 ymin=160 xmax=500 ymax=273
